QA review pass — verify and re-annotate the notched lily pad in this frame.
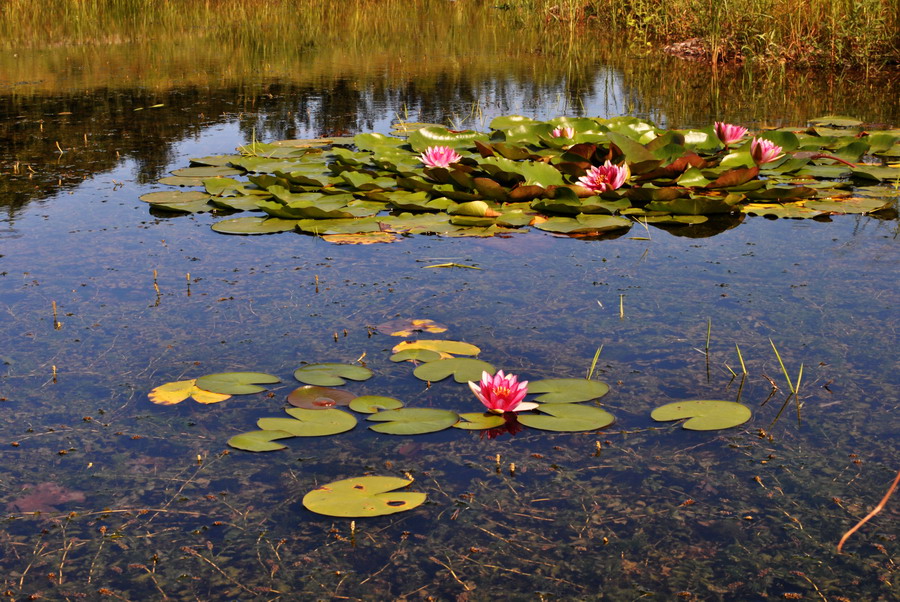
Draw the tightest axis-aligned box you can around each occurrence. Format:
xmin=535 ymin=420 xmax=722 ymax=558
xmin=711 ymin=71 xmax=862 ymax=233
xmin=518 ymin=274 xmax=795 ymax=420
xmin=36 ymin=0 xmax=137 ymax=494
xmin=527 ymin=378 xmax=610 ymax=403
xmin=391 ymin=340 xmax=481 ymax=357
xmin=302 ymin=476 xmax=426 ymax=517
xmin=413 ymin=358 xmax=496 ymax=383
xmin=517 ymin=403 xmax=615 ymax=432
xmin=349 ymin=396 xmax=405 ymax=413
xmin=453 ymin=412 xmax=507 ymax=430
xmin=367 ymin=408 xmax=459 ymax=435
xmin=651 ymin=400 xmax=751 ymax=430
xmin=257 ymin=408 xmax=358 ymax=437
xmin=389 ymin=349 xmax=443 ymax=363
xmin=195 ymin=371 xmax=280 ymax=395
xmin=293 ymin=363 xmax=374 ymax=386
xmin=148 ymin=379 xmax=231 ymax=405
xmin=227 ymin=430 xmax=293 ymax=452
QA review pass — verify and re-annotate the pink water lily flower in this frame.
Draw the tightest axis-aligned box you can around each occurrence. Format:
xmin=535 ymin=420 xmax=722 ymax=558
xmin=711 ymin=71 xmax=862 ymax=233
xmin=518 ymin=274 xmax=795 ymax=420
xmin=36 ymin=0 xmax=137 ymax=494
xmin=469 ymin=370 xmax=538 ymax=414
xmin=577 ymin=160 xmax=629 ymax=193
xmin=714 ymin=121 xmax=748 ymax=146
xmin=750 ymin=137 xmax=784 ymax=165
xmin=551 ymin=126 xmax=575 ymax=138
xmin=419 ymin=145 xmax=461 ymax=168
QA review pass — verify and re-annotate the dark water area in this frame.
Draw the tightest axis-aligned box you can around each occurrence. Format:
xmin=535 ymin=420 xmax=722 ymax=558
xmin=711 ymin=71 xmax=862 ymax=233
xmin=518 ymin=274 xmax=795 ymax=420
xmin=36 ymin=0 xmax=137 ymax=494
xmin=0 ymin=25 xmax=898 ymax=601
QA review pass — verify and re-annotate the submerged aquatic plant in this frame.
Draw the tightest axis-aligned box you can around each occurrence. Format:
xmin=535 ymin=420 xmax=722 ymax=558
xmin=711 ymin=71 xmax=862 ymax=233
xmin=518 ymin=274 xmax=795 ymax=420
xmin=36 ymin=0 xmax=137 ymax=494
xmin=419 ymin=145 xmax=461 ymax=168
xmin=714 ymin=121 xmax=748 ymax=146
xmin=469 ymin=370 xmax=537 ymax=414
xmin=750 ymin=137 xmax=784 ymax=165
xmin=577 ymin=160 xmax=629 ymax=193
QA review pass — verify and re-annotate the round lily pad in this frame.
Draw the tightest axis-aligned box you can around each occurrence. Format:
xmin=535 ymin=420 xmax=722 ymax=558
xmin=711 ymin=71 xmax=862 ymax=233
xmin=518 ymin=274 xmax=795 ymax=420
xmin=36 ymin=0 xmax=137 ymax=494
xmin=293 ymin=363 xmax=374 ymax=386
xmin=349 ymin=396 xmax=404 ymax=413
xmin=257 ymin=408 xmax=357 ymax=437
xmin=412 ymin=358 xmax=496 ymax=383
xmin=367 ymin=408 xmax=459 ymax=435
xmin=302 ymin=476 xmax=426 ymax=517
xmin=139 ymin=190 xmax=211 ymax=204
xmin=171 ymin=166 xmax=242 ymax=178
xmin=650 ymin=400 xmax=752 ymax=431
xmin=211 ymin=217 xmax=300 ymax=235
xmin=195 ymin=371 xmax=280 ymax=395
xmin=389 ymin=349 xmax=443 ymax=363
xmin=527 ymin=378 xmax=609 ymax=403
xmin=391 ymin=340 xmax=481 ymax=357
xmin=452 ymin=412 xmax=507 ymax=430
xmin=287 ymin=386 xmax=356 ymax=409
xmin=227 ymin=430 xmax=294 ymax=452
xmin=517 ymin=403 xmax=615 ymax=432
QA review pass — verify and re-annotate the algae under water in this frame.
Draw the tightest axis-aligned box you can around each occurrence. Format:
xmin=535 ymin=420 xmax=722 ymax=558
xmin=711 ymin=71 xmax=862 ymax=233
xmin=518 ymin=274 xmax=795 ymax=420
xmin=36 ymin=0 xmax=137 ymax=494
xmin=0 ymin=23 xmax=898 ymax=601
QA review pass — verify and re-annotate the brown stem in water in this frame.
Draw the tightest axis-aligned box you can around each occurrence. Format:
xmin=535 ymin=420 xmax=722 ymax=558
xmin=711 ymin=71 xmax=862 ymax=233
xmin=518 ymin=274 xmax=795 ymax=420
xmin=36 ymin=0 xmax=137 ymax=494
xmin=837 ymin=468 xmax=900 ymax=553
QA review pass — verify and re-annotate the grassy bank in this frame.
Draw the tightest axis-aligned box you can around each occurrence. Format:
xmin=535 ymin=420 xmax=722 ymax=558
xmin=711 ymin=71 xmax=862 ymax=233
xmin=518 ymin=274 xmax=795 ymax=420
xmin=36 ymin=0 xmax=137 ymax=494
xmin=1 ymin=0 xmax=896 ymax=68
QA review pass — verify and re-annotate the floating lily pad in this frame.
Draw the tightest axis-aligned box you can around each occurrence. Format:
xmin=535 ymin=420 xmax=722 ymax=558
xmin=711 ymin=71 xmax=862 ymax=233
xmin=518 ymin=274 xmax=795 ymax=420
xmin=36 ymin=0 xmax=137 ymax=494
xmin=148 ymin=379 xmax=231 ymax=405
xmin=517 ymin=404 xmax=615 ymax=432
xmin=650 ymin=400 xmax=752 ymax=430
xmin=257 ymin=408 xmax=357 ymax=436
xmin=391 ymin=340 xmax=481 ymax=357
xmin=389 ymin=349 xmax=443 ymax=363
xmin=413 ymin=358 xmax=496 ymax=383
xmin=227 ymin=430 xmax=294 ymax=452
xmin=349 ymin=396 xmax=405 ymax=413
xmin=377 ymin=318 xmax=448 ymax=337
xmin=367 ymin=408 xmax=459 ymax=435
xmin=453 ymin=412 xmax=507 ymax=430
xmin=139 ymin=190 xmax=211 ymax=205
xmin=527 ymin=378 xmax=610 ymax=403
xmin=293 ymin=363 xmax=373 ymax=386
xmin=804 ymin=197 xmax=892 ymax=214
xmin=195 ymin=371 xmax=280 ymax=395
xmin=211 ymin=216 xmax=300 ymax=234
xmin=322 ymin=232 xmax=399 ymax=244
xmin=302 ymin=476 xmax=426 ymax=517
xmin=171 ymin=166 xmax=242 ymax=178
xmin=287 ymin=386 xmax=356 ymax=409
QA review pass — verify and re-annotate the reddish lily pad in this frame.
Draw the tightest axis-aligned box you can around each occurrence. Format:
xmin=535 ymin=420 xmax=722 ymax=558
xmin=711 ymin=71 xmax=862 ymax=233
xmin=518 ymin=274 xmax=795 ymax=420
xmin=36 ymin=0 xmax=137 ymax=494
xmin=287 ymin=386 xmax=356 ymax=409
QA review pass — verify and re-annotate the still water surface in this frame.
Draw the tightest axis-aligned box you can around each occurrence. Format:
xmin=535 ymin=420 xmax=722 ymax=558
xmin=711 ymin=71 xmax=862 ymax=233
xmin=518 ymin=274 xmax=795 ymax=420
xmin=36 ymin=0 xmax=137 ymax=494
xmin=0 ymin=15 xmax=898 ymax=600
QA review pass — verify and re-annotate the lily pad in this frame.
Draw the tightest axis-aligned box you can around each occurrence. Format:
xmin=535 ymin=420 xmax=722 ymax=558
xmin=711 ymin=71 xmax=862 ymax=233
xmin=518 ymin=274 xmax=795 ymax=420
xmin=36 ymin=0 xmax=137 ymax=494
xmin=211 ymin=216 xmax=300 ymax=235
xmin=293 ymin=363 xmax=374 ymax=386
xmin=195 ymin=371 xmax=280 ymax=395
xmin=349 ymin=396 xmax=405 ymax=413
xmin=139 ymin=190 xmax=211 ymax=205
xmin=391 ymin=340 xmax=481 ymax=357
xmin=453 ymin=412 xmax=507 ymax=430
xmin=517 ymin=403 xmax=615 ymax=432
xmin=413 ymin=358 xmax=496 ymax=383
xmin=148 ymin=379 xmax=231 ymax=405
xmin=257 ymin=408 xmax=358 ymax=437
xmin=302 ymin=476 xmax=426 ymax=517
xmin=527 ymin=378 xmax=610 ymax=403
xmin=171 ymin=166 xmax=242 ymax=178
xmin=367 ymin=408 xmax=459 ymax=435
xmin=377 ymin=318 xmax=448 ymax=337
xmin=227 ymin=430 xmax=294 ymax=452
xmin=650 ymin=400 xmax=752 ymax=430
xmin=389 ymin=349 xmax=443 ymax=363
xmin=287 ymin=386 xmax=356 ymax=409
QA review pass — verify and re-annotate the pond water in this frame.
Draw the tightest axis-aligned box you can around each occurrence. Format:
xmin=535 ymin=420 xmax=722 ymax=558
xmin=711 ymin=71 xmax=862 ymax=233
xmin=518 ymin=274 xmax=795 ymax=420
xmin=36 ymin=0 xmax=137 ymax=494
xmin=1 ymin=11 xmax=898 ymax=601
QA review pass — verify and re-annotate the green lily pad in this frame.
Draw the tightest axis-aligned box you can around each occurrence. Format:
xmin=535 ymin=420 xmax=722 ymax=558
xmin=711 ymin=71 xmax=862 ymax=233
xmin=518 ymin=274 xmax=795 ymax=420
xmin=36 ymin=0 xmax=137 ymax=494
xmin=302 ymin=476 xmax=426 ymax=518
xmin=211 ymin=216 xmax=300 ymax=234
xmin=527 ymin=378 xmax=609 ymax=403
xmin=139 ymin=190 xmax=211 ymax=205
xmin=413 ymin=358 xmax=496 ymax=383
xmin=650 ymin=400 xmax=751 ymax=431
xmin=742 ymin=204 xmax=823 ymax=219
xmin=227 ymin=430 xmax=293 ymax=452
xmin=287 ymin=386 xmax=356 ymax=409
xmin=292 ymin=363 xmax=373 ymax=386
xmin=453 ymin=412 xmax=507 ymax=430
xmin=171 ymin=166 xmax=242 ymax=178
xmin=809 ymin=115 xmax=863 ymax=128
xmin=257 ymin=408 xmax=357 ymax=437
xmin=367 ymin=408 xmax=459 ymax=435
xmin=391 ymin=340 xmax=481 ymax=357
xmin=804 ymin=197 xmax=892 ymax=214
xmin=517 ymin=403 xmax=615 ymax=432
xmin=533 ymin=215 xmax=632 ymax=234
xmin=389 ymin=349 xmax=443 ymax=363
xmin=195 ymin=371 xmax=280 ymax=395
xmin=349 ymin=396 xmax=405 ymax=413
xmin=851 ymin=166 xmax=900 ymax=181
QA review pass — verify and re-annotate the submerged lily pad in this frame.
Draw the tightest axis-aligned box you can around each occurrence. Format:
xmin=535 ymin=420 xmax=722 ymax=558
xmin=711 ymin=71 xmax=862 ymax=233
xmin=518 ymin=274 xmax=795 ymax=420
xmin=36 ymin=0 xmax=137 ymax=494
xmin=195 ymin=371 xmax=280 ymax=395
xmin=302 ymin=476 xmax=426 ymax=517
xmin=257 ymin=408 xmax=358 ymax=436
xmin=527 ymin=378 xmax=610 ymax=403
xmin=287 ymin=386 xmax=356 ymax=409
xmin=293 ymin=363 xmax=373 ymax=386
xmin=517 ymin=404 xmax=615 ymax=432
xmin=650 ymin=400 xmax=751 ymax=430
xmin=227 ymin=430 xmax=293 ymax=452
xmin=367 ymin=408 xmax=459 ymax=435
xmin=349 ymin=396 xmax=405 ymax=413
xmin=412 ymin=358 xmax=495 ymax=383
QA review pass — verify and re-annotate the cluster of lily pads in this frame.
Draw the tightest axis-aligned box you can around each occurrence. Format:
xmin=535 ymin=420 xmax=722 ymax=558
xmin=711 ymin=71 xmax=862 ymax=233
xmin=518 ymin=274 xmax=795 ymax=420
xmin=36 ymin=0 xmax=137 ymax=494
xmin=140 ymin=115 xmax=898 ymax=242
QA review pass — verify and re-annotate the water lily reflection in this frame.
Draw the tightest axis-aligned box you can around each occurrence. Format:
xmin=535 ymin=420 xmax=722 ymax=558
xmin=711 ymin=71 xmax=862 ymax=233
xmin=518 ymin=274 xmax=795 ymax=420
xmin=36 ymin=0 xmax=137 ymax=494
xmin=419 ymin=145 xmax=461 ymax=168
xmin=481 ymin=412 xmax=524 ymax=440
xmin=468 ymin=370 xmax=537 ymax=414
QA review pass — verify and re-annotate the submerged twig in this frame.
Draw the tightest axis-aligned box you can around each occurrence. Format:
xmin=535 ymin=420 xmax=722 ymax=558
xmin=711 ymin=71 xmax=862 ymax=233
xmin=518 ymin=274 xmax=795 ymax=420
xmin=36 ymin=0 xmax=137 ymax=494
xmin=837 ymin=468 xmax=900 ymax=553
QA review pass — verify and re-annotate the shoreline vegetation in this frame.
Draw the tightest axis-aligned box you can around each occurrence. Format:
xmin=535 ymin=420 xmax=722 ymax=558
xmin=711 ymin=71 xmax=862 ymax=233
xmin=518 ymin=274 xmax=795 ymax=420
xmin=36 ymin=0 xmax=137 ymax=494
xmin=1 ymin=0 xmax=897 ymax=69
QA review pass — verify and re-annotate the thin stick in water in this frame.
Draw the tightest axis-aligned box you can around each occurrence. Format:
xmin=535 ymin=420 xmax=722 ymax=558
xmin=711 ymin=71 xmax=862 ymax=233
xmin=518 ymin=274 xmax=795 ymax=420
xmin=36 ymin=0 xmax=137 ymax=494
xmin=837 ymin=468 xmax=900 ymax=553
